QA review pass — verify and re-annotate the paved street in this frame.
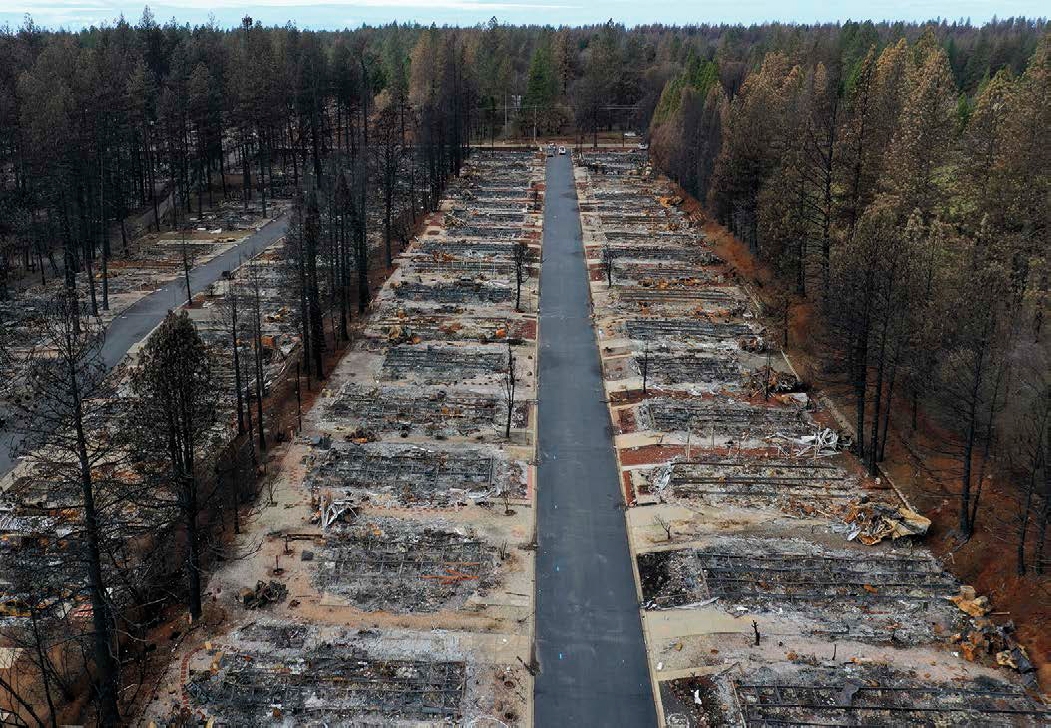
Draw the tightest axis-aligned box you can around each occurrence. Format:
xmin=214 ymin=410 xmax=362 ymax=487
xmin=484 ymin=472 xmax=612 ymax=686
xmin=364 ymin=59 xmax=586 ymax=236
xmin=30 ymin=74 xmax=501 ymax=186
xmin=534 ymin=154 xmax=656 ymax=725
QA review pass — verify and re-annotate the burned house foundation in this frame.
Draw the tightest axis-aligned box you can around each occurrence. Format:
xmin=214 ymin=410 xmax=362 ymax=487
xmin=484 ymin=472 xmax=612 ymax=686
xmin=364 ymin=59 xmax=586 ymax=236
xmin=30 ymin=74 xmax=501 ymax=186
xmin=305 ymin=442 xmax=526 ymax=508
xmin=187 ymin=650 xmax=467 ymax=724
xmin=380 ymin=345 xmax=508 ymax=383
xmin=315 ymin=517 xmax=498 ymax=612
xmin=637 ymin=539 xmax=957 ymax=609
xmin=639 ymin=397 xmax=812 ymax=441
xmin=624 ymin=317 xmax=759 ymax=344
xmin=662 ymin=666 xmax=1049 ymax=727
xmin=324 ymin=385 xmax=508 ymax=438
xmin=393 ymin=280 xmax=514 ymax=305
xmin=636 ymin=353 xmax=741 ymax=386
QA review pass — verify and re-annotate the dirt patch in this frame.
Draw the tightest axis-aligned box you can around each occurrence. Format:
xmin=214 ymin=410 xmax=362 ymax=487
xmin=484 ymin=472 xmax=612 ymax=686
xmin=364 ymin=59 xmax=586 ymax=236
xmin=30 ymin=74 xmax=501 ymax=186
xmin=618 ymin=444 xmax=687 ymax=466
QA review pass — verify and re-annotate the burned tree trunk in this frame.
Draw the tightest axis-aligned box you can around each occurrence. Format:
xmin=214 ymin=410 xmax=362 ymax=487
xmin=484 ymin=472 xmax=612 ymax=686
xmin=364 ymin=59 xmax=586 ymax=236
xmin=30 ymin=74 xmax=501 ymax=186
xmin=640 ymin=345 xmax=650 ymax=395
xmin=304 ymin=191 xmax=326 ymax=378
xmin=504 ymin=342 xmax=517 ymax=440
xmin=601 ymin=243 xmax=617 ymax=287
xmin=3 ymin=292 xmax=122 ymax=724
xmin=512 ymin=241 xmax=533 ymax=312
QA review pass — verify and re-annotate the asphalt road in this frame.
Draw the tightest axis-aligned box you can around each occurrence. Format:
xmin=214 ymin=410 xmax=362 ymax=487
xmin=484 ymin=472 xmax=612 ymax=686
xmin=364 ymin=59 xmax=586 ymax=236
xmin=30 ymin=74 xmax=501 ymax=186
xmin=534 ymin=154 xmax=656 ymax=725
xmin=0 ymin=214 xmax=289 ymax=478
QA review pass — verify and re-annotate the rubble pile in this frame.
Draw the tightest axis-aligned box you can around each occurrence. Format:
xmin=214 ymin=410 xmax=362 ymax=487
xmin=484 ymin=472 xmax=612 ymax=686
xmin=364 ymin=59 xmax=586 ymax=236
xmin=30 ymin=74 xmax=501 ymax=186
xmin=842 ymin=500 xmax=932 ymax=544
xmin=240 ymin=580 xmax=288 ymax=609
xmin=662 ymin=664 xmax=1049 ymax=726
xmin=744 ymin=365 xmax=803 ymax=397
xmin=323 ymin=384 xmax=514 ymax=438
xmin=315 ymin=517 xmax=497 ymax=612
xmin=186 ymin=646 xmax=467 ymax=723
xmin=305 ymin=442 xmax=524 ymax=508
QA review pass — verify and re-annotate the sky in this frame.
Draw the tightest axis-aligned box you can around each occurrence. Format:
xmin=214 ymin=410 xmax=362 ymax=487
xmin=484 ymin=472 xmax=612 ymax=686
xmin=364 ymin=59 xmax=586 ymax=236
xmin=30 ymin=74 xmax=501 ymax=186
xmin=1 ymin=0 xmax=1046 ymax=32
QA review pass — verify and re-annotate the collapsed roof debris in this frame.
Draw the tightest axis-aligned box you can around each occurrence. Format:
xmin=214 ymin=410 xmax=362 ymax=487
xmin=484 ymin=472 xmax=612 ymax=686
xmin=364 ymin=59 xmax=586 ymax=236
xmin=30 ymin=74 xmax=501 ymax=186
xmin=315 ymin=517 xmax=498 ymax=612
xmin=305 ymin=442 xmax=524 ymax=508
xmin=662 ymin=665 xmax=1049 ymax=727
xmin=843 ymin=500 xmax=931 ymax=544
xmin=638 ymin=538 xmax=957 ymax=609
xmin=324 ymin=384 xmax=510 ymax=438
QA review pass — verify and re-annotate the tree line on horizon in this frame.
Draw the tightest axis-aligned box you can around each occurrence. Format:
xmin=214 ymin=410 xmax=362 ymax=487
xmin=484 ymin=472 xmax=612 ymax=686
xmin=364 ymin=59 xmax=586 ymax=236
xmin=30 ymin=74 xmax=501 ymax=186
xmin=0 ymin=14 xmax=1045 ymax=298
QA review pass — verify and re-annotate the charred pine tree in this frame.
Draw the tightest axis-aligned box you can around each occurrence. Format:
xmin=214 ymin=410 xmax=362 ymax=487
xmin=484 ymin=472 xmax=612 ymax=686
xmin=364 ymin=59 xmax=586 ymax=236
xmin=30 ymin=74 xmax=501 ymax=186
xmin=303 ymin=189 xmax=326 ymax=377
xmin=0 ymin=556 xmax=66 ymax=728
xmin=218 ymin=277 xmax=246 ymax=434
xmin=601 ymin=243 xmax=617 ymax=287
xmin=640 ymin=345 xmax=650 ymax=395
xmin=511 ymin=241 xmax=534 ymax=312
xmin=1007 ymin=380 xmax=1050 ymax=575
xmin=334 ymin=172 xmax=353 ymax=339
xmin=287 ymin=197 xmax=314 ymax=380
xmin=931 ymin=239 xmax=1011 ymax=538
xmin=349 ymin=165 xmax=370 ymax=315
xmin=1 ymin=291 xmax=121 ymax=724
xmin=128 ymin=311 xmax=216 ymax=621
xmin=504 ymin=341 xmax=517 ymax=440
xmin=245 ymin=261 xmax=267 ymax=452
xmin=373 ymin=101 xmax=404 ymax=269
xmin=825 ymin=203 xmax=886 ymax=464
